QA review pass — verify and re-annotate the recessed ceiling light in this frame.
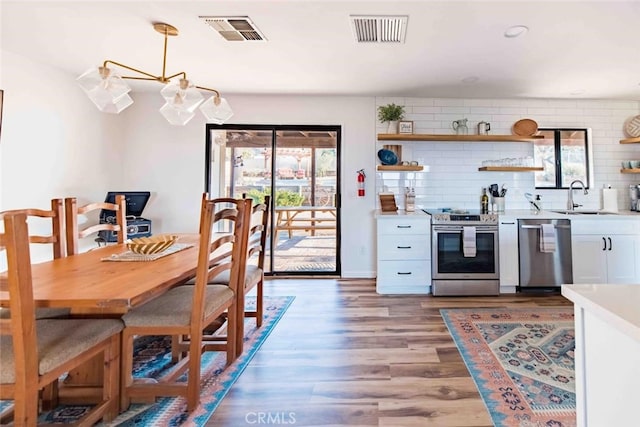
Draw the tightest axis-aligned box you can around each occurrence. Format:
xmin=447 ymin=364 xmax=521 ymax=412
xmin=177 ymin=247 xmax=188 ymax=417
xmin=462 ymin=76 xmax=479 ymax=84
xmin=504 ymin=25 xmax=529 ymax=38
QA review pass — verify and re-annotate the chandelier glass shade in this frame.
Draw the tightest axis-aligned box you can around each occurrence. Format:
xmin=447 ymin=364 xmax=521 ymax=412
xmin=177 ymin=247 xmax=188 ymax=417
xmin=76 ymin=23 xmax=232 ymax=126
xmin=76 ymin=66 xmax=133 ymax=114
xmin=200 ymin=96 xmax=234 ymax=124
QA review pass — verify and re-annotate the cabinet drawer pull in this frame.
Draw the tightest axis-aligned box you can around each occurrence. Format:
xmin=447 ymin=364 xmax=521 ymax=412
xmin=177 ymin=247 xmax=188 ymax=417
xmin=608 ymin=237 xmax=612 ymax=251
xmin=397 ymin=246 xmax=412 ymax=249
xmin=396 ymin=225 xmax=411 ymax=228
xmin=501 ymin=221 xmax=516 ymax=225
xmin=602 ymin=237 xmax=606 ymax=251
xmin=397 ymin=272 xmax=412 ymax=275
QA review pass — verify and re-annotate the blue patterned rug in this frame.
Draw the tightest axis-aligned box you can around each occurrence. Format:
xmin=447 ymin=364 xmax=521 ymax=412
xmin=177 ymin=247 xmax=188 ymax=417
xmin=0 ymin=296 xmax=293 ymax=426
xmin=441 ymin=307 xmax=576 ymax=427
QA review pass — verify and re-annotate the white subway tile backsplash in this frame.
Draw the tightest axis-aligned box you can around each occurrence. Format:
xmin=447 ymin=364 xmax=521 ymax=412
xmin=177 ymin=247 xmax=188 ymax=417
xmin=433 ymin=98 xmax=465 ymax=107
xmin=527 ymin=107 xmax=556 ymax=116
xmin=376 ymin=97 xmax=640 ymax=210
xmin=412 ymin=106 xmax=441 ymax=114
xmin=470 ymin=107 xmax=502 ymax=114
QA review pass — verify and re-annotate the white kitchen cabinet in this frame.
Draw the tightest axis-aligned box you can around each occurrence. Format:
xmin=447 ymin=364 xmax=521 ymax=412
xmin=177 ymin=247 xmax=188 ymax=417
xmin=498 ymin=219 xmax=518 ymax=293
xmin=376 ymin=213 xmax=431 ymax=294
xmin=562 ymin=285 xmax=640 ymax=427
xmin=571 ymin=219 xmax=640 ymax=284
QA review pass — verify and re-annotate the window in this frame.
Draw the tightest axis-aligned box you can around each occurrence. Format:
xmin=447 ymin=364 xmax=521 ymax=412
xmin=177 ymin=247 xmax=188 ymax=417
xmin=534 ymin=128 xmax=593 ymax=189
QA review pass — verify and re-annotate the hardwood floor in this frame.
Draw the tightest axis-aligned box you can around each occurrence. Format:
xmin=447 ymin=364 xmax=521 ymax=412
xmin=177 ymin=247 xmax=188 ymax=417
xmin=206 ymin=279 xmax=572 ymax=427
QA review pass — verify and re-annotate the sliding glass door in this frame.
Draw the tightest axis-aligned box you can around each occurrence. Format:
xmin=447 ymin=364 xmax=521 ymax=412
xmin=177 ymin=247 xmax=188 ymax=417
xmin=205 ymin=125 xmax=340 ymax=276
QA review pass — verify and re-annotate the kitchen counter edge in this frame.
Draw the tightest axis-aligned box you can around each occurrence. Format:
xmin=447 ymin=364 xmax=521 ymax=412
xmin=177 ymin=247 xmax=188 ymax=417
xmin=561 ymin=284 xmax=640 ymax=343
xmin=498 ymin=209 xmax=639 ymax=220
xmin=374 ymin=209 xmax=429 ymax=218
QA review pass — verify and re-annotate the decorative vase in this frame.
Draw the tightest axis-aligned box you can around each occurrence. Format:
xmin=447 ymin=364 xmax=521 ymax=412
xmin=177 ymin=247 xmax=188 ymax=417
xmin=387 ymin=121 xmax=399 ymax=134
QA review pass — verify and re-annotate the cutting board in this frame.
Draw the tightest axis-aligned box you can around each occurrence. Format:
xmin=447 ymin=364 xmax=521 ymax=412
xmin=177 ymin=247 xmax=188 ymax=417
xmin=379 ymin=194 xmax=398 ymax=212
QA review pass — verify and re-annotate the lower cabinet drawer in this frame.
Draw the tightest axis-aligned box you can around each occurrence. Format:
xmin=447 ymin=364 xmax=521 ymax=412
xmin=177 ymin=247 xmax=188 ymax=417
xmin=378 ymin=234 xmax=430 ymax=260
xmin=377 ymin=260 xmax=431 ymax=283
xmin=378 ymin=219 xmax=430 ymax=235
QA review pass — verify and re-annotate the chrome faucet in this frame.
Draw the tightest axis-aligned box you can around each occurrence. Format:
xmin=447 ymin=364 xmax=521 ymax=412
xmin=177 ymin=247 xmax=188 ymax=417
xmin=567 ymin=180 xmax=588 ymax=210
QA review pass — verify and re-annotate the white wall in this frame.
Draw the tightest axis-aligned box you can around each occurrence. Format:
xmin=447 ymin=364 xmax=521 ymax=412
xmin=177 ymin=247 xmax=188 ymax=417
xmin=120 ymin=93 xmax=377 ymax=278
xmin=2 ymin=51 xmax=637 ymax=277
xmin=376 ymin=97 xmax=640 ymax=212
xmin=0 ymin=50 xmax=125 ymax=263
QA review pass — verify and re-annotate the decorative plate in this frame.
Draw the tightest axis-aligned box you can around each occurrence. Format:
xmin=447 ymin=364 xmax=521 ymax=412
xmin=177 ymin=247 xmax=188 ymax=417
xmin=624 ymin=115 xmax=640 ymax=138
xmin=127 ymin=234 xmax=178 ymax=254
xmin=513 ymin=118 xmax=539 ymax=136
xmin=377 ymin=148 xmax=398 ymax=165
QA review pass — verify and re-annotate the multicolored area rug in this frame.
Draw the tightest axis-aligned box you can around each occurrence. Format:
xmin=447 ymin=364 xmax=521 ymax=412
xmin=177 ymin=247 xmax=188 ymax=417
xmin=440 ymin=307 xmax=576 ymax=427
xmin=25 ymin=296 xmax=293 ymax=426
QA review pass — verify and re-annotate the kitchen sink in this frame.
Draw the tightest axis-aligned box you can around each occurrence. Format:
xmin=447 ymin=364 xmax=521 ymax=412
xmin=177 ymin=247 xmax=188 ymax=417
xmin=551 ymin=209 xmax=619 ymax=215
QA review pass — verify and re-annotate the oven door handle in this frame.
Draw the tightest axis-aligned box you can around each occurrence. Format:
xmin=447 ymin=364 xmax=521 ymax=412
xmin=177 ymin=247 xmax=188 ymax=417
xmin=520 ymin=224 xmax=571 ymax=229
xmin=432 ymin=226 xmax=497 ymax=232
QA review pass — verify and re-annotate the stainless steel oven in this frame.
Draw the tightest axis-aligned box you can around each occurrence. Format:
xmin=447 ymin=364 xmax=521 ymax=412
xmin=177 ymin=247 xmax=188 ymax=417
xmin=425 ymin=210 xmax=500 ymax=296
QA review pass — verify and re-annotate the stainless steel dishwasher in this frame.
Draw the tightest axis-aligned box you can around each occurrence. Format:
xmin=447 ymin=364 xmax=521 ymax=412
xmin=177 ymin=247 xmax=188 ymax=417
xmin=518 ymin=219 xmax=573 ymax=289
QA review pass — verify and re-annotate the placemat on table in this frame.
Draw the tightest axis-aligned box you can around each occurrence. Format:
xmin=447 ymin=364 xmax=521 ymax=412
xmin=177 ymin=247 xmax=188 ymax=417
xmin=101 ymin=243 xmax=193 ymax=262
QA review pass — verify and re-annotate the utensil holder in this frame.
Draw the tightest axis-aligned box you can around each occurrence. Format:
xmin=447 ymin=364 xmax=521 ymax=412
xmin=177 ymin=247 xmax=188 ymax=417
xmin=493 ymin=196 xmax=505 ymax=212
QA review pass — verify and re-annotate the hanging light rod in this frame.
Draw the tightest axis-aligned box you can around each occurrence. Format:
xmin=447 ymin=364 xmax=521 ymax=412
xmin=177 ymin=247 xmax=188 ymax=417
xmin=77 ymin=22 xmax=233 ymax=126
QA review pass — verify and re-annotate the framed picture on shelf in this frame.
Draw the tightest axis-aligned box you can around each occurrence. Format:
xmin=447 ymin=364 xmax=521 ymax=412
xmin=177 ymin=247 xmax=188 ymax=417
xmin=399 ymin=120 xmax=413 ymax=134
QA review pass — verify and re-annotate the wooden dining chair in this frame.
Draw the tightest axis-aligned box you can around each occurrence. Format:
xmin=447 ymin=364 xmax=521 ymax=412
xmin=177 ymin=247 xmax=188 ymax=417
xmin=238 ymin=195 xmax=270 ymax=330
xmin=210 ymin=195 xmax=270 ymax=355
xmin=0 ymin=199 xmax=70 ymax=320
xmin=185 ymin=195 xmax=271 ymax=356
xmin=64 ymin=195 xmax=127 ymax=255
xmin=120 ymin=197 xmax=252 ymax=412
xmin=0 ymin=212 xmax=124 ymax=425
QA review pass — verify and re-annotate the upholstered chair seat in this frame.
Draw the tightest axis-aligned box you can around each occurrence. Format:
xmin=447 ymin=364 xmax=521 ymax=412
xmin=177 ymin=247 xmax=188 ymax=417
xmin=122 ymin=285 xmax=233 ymax=328
xmin=0 ymin=318 xmax=123 ymax=384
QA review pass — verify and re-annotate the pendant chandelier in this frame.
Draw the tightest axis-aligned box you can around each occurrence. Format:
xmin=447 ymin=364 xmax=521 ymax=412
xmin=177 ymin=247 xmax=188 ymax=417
xmin=77 ymin=22 xmax=233 ymax=126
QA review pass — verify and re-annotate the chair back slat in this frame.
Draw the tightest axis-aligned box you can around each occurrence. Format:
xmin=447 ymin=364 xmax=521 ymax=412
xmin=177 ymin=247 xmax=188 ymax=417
xmin=0 ymin=199 xmax=65 ymax=259
xmin=65 ymin=195 xmax=127 ymax=255
xmin=247 ymin=195 xmax=270 ymax=269
xmin=190 ymin=197 xmax=251 ymax=332
xmin=0 ymin=212 xmax=39 ymax=390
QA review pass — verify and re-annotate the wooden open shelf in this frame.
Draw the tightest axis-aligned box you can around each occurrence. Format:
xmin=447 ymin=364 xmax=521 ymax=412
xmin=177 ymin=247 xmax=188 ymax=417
xmin=620 ymin=168 xmax=640 ymax=174
xmin=478 ymin=166 xmax=544 ymax=172
xmin=377 ymin=165 xmax=424 ymax=171
xmin=620 ymin=137 xmax=640 ymax=144
xmin=377 ymin=133 xmax=544 ymax=142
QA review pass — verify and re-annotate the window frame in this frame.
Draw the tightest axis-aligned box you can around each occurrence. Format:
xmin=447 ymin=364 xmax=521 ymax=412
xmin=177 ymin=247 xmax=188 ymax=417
xmin=534 ymin=127 xmax=593 ymax=190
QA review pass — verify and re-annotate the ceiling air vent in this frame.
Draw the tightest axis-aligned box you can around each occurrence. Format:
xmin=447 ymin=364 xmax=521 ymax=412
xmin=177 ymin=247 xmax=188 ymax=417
xmin=199 ymin=16 xmax=267 ymax=42
xmin=350 ymin=15 xmax=408 ymax=43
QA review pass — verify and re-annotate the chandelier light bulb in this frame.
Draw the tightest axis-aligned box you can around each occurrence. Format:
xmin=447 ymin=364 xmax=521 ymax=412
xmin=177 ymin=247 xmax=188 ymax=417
xmin=76 ymin=22 xmax=231 ymax=124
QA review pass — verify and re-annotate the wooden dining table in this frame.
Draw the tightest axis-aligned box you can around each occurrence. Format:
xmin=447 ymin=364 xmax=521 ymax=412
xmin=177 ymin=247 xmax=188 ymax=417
xmin=0 ymin=234 xmax=201 ymax=315
xmin=0 ymin=234 xmax=204 ymax=407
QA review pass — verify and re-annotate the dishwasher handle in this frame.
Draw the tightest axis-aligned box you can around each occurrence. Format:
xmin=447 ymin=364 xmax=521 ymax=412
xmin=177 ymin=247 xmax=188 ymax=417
xmin=520 ymin=224 xmax=571 ymax=229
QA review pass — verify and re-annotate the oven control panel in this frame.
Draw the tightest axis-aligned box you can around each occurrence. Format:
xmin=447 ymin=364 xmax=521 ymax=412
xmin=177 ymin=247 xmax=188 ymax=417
xmin=429 ymin=213 xmax=498 ymax=225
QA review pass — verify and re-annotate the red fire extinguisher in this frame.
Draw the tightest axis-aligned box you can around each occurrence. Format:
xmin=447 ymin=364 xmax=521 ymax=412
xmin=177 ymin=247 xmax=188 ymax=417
xmin=357 ymin=169 xmax=366 ymax=197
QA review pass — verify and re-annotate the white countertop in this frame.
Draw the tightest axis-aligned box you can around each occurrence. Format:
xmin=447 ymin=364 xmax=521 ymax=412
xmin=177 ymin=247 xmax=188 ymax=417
xmin=499 ymin=209 xmax=639 ymax=220
xmin=374 ymin=209 xmax=429 ymax=218
xmin=376 ymin=208 xmax=639 ymax=219
xmin=561 ymin=284 xmax=640 ymax=343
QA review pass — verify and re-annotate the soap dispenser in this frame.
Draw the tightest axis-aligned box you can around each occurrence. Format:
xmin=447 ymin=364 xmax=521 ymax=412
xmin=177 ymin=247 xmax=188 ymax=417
xmin=405 ymin=187 xmax=415 ymax=212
